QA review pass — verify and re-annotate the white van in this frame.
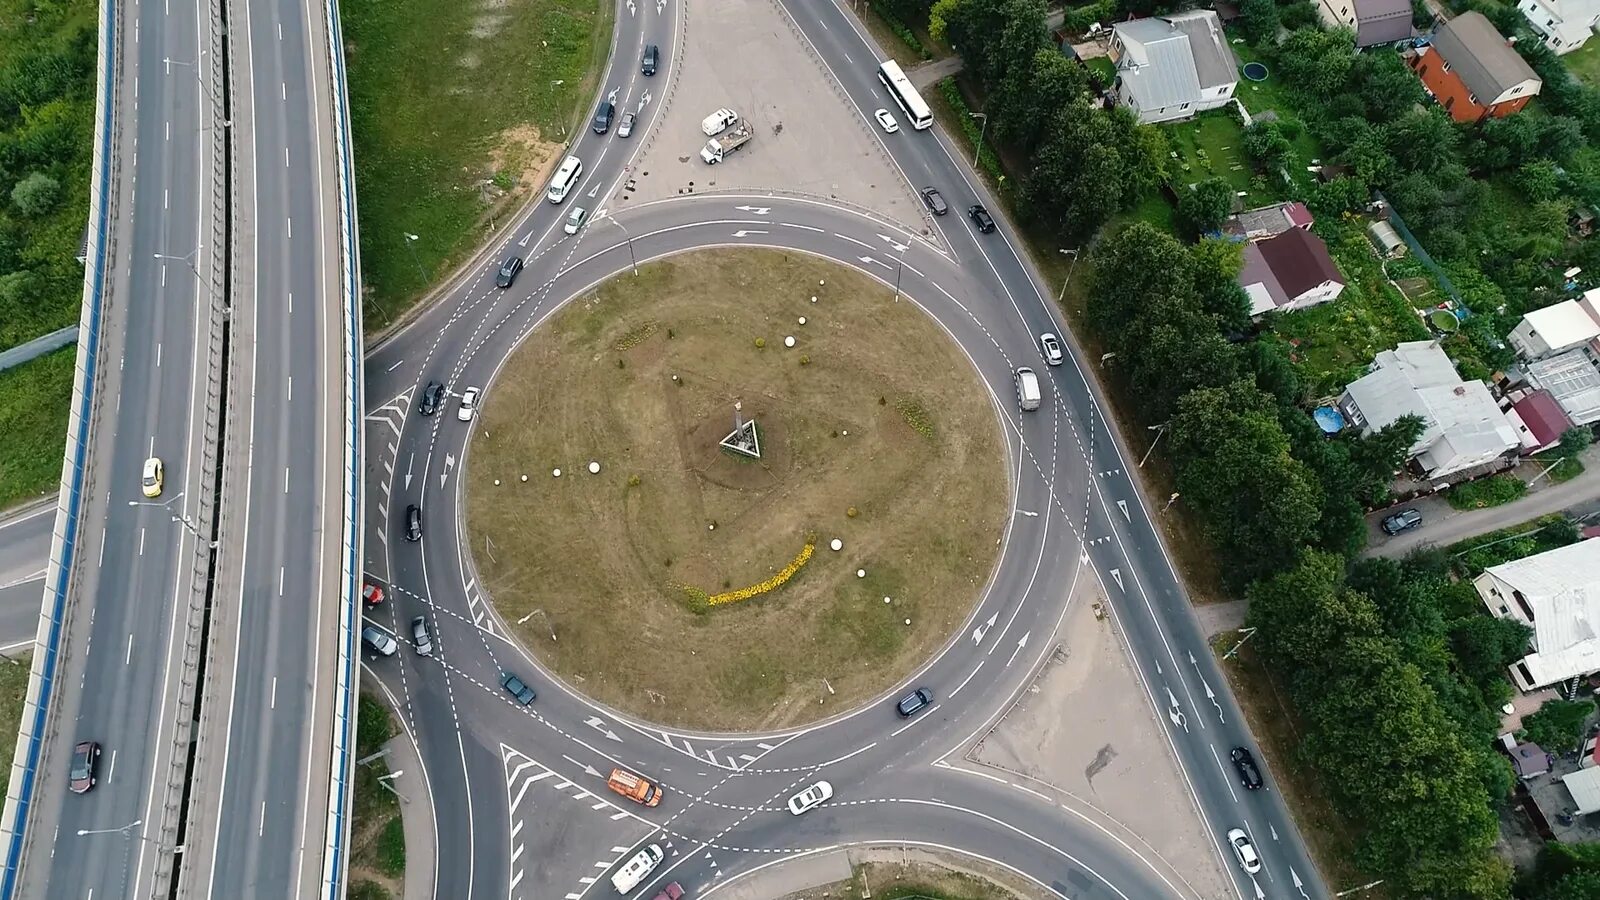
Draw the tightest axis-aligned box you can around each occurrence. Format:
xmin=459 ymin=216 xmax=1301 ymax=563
xmin=547 ymin=155 xmax=583 ymax=204
xmin=611 ymin=843 xmax=664 ymax=894
xmin=1015 ymin=367 xmax=1041 ymax=411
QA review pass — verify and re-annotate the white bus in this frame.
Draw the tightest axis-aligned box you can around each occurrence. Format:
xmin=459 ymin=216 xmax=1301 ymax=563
xmin=877 ymin=60 xmax=932 ymax=130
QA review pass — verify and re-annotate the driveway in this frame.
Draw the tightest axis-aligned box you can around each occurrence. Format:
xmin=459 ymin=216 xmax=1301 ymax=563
xmin=1367 ymin=445 xmax=1600 ymax=558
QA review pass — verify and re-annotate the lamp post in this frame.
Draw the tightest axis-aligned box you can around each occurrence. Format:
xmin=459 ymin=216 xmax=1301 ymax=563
xmin=76 ymin=819 xmax=142 ymax=838
xmin=969 ymin=112 xmax=988 ymax=170
xmin=1138 ymin=422 xmax=1169 ymax=469
xmin=128 ymin=497 xmax=216 ymax=549
xmin=155 ymin=247 xmax=228 ymax=315
xmin=402 ymin=232 xmax=428 ymax=285
xmin=606 ymin=215 xmax=639 ymax=275
xmin=1055 ymin=248 xmax=1080 ymax=305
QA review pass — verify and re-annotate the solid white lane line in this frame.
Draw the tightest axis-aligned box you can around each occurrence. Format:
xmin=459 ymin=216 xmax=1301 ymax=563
xmin=107 ymin=750 xmax=117 ymax=783
xmin=125 ymin=634 xmax=133 ymax=664
xmin=890 ymin=707 xmax=937 ymax=738
xmin=137 ymin=528 xmax=145 ymax=556
xmin=270 ymin=677 xmax=277 ymax=710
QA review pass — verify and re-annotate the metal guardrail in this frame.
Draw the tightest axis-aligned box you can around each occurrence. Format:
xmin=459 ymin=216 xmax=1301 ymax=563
xmin=317 ymin=0 xmax=365 ymax=894
xmin=0 ymin=0 xmax=118 ymax=892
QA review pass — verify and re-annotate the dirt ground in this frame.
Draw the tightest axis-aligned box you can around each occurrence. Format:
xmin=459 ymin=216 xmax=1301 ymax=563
xmin=465 ymin=248 xmax=1007 ymax=731
xmin=966 ymin=574 xmax=1231 ymax=900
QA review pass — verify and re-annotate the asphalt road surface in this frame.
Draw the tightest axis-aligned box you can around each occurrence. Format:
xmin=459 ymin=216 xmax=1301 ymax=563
xmin=0 ymin=508 xmax=52 ymax=650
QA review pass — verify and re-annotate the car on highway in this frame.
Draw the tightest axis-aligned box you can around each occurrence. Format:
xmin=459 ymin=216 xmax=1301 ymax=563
xmin=496 ymin=256 xmax=524 ymax=289
xmin=564 ymin=206 xmax=589 ymax=236
xmin=1038 ymin=332 xmax=1063 ymax=366
xmin=501 ymin=671 xmax=537 ymax=705
xmin=141 ymin=456 xmax=164 ymax=498
xmin=1015 ymin=366 xmax=1042 ymax=411
xmin=701 ymin=107 xmax=739 ymax=136
xmin=456 ymin=386 xmax=480 ymax=421
xmin=419 ymin=381 xmax=446 ymax=416
xmin=920 ymin=186 xmax=948 ymax=216
xmin=618 ymin=112 xmax=636 ymax=138
xmin=895 ymin=686 xmax=933 ymax=717
xmin=362 ymin=581 xmax=385 ymax=608
xmin=612 ymin=843 xmax=664 ymax=894
xmin=874 ymin=108 xmax=898 ymax=133
xmin=404 ymin=504 xmax=422 ymax=542
xmin=411 ymin=616 xmax=433 ymax=657
xmin=1227 ymin=827 xmax=1262 ymax=875
xmin=787 ymin=780 xmax=833 ymax=815
xmin=968 ymin=204 xmax=996 ymax=234
xmin=362 ymin=625 xmax=398 ymax=657
xmin=1230 ymin=747 xmax=1263 ymax=790
xmin=641 ymin=44 xmax=659 ymax=76
xmin=1380 ymin=508 xmax=1423 ymax=535
xmin=593 ymin=100 xmax=615 ymax=135
xmin=69 ymin=740 xmax=100 ymax=794
xmin=650 ymin=884 xmax=684 ymax=900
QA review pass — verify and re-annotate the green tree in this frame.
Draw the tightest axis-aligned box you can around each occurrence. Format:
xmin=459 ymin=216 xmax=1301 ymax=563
xmin=1274 ymin=26 xmax=1356 ymax=99
xmin=1449 ymin=615 xmax=1532 ymax=692
xmin=1519 ymin=159 xmax=1564 ymax=203
xmin=1238 ymin=0 xmax=1280 ymax=44
xmin=1248 ymin=550 xmax=1382 ymax=673
xmin=1521 ymin=698 xmax=1595 ymax=754
xmin=1309 ymin=175 xmax=1370 ymax=217
xmin=10 ymin=171 xmax=61 ymax=217
xmin=1560 ymin=425 xmax=1595 ymax=456
xmin=1346 ymin=414 xmax=1424 ymax=505
xmin=1189 ymin=238 xmax=1251 ymax=332
xmin=1177 ymin=177 xmax=1235 ymax=237
xmin=1126 ymin=307 xmax=1240 ymax=418
xmin=1243 ymin=120 xmax=1295 ymax=174
xmin=994 ymin=49 xmax=1089 ymax=154
xmin=1084 ymin=222 xmax=1194 ymax=341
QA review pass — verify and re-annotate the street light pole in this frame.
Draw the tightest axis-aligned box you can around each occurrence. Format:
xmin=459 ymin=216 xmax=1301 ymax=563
xmin=969 ymin=112 xmax=988 ymax=170
xmin=893 ymin=253 xmax=905 ymax=300
xmin=1138 ymin=422 xmax=1169 ymax=469
xmin=608 ymin=216 xmax=639 ymax=275
xmin=1055 ymin=248 xmax=1080 ymax=305
xmin=402 ymin=232 xmax=428 ymax=285
xmin=127 ymin=497 xmax=216 ymax=549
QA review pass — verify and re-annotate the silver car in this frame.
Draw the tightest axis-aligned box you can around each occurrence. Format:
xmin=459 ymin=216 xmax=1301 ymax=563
xmin=361 ymin=625 xmax=398 ymax=657
xmin=618 ymin=112 xmax=636 ymax=138
xmin=411 ymin=616 xmax=433 ymax=656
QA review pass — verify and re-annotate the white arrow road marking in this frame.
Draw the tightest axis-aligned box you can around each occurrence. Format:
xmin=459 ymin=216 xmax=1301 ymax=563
xmin=971 ymin=612 xmax=997 ymax=645
xmin=638 ymin=91 xmax=652 ymax=110
xmin=1189 ymin=651 xmax=1224 ymax=724
xmin=585 ymin=716 xmax=623 ymax=742
xmin=518 ymin=231 xmax=533 ymax=247
xmin=439 ymin=453 xmax=456 ymax=489
xmin=1109 ymin=568 xmax=1124 ymax=591
xmin=735 ymin=205 xmax=770 ymax=215
xmin=1005 ymin=631 xmax=1030 ymax=667
xmin=1164 ymin=685 xmax=1189 ymax=733
xmin=1016 ymin=509 xmax=1038 ymax=517
xmin=858 ymin=255 xmax=888 ymax=268
xmin=403 ymin=452 xmax=414 ymax=490
xmin=731 ymin=229 xmax=768 ymax=238
xmin=877 ymin=233 xmax=909 ymax=252
xmin=561 ymin=754 xmax=603 ymax=778
xmin=1116 ymin=499 xmax=1129 ymax=521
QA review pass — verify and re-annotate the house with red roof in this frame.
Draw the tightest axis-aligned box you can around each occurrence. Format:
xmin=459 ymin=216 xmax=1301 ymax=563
xmin=1506 ymin=389 xmax=1574 ymax=453
xmin=1408 ymin=12 xmax=1542 ymax=122
xmin=1237 ymin=228 xmax=1346 ymax=318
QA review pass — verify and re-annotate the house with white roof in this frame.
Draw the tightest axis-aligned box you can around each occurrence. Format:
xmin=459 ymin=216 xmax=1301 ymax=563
xmin=1477 ymin=538 xmax=1600 ymax=692
xmin=1337 ymin=340 xmax=1520 ymax=480
xmin=1519 ymin=0 xmax=1600 ymax=54
xmin=1508 ymin=294 xmax=1600 ymax=361
xmin=1108 ymin=11 xmax=1238 ymax=124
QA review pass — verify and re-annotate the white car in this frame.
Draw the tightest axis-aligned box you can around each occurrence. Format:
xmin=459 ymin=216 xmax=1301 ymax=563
xmin=456 ymin=387 xmax=479 ymax=421
xmin=787 ymin=780 xmax=833 ymax=815
xmin=141 ymin=456 xmax=164 ymax=498
xmin=701 ymin=107 xmax=739 ymax=136
xmin=1227 ymin=828 xmax=1262 ymax=875
xmin=1038 ymin=332 xmax=1063 ymax=366
xmin=564 ymin=206 xmax=588 ymax=236
xmin=874 ymin=108 xmax=898 ymax=133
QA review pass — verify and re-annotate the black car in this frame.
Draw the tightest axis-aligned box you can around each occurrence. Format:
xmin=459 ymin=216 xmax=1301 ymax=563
xmin=1380 ymin=508 xmax=1423 ymax=535
xmin=404 ymin=504 xmax=422 ymax=542
xmin=593 ymin=100 xmax=615 ymax=135
xmin=921 ymin=187 xmax=948 ymax=216
xmin=641 ymin=44 xmax=659 ymax=76
xmin=1230 ymin=746 xmax=1263 ymax=790
xmin=418 ymin=380 xmax=445 ymax=416
xmin=70 ymin=740 xmax=100 ymax=794
xmin=968 ymin=204 xmax=995 ymax=233
xmin=496 ymin=256 xmax=523 ymax=289
xmin=501 ymin=671 xmax=537 ymax=705
xmin=895 ymin=686 xmax=933 ymax=718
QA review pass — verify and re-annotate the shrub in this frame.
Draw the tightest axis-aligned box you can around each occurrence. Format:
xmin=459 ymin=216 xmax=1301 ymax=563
xmin=870 ymin=1 xmax=932 ymax=59
xmin=846 ymin=506 xmax=859 ymax=518
xmin=754 ymin=337 xmax=766 ymax=349
xmin=1446 ymin=474 xmax=1527 ymax=510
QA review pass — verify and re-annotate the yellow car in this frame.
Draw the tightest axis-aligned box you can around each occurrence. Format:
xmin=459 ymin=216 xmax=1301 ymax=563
xmin=141 ymin=457 xmax=164 ymax=498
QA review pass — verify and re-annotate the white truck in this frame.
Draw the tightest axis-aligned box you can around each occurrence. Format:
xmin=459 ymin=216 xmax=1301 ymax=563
xmin=700 ymin=121 xmax=753 ymax=164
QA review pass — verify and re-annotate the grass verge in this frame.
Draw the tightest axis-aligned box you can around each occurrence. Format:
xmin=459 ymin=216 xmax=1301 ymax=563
xmin=342 ymin=0 xmax=613 ymax=328
xmin=347 ymin=880 xmax=392 ymax=900
xmin=351 ymin=694 xmax=404 ymax=892
xmin=1445 ymin=474 xmax=1529 ymax=511
xmin=1446 ymin=513 xmax=1581 ymax=577
xmin=0 ymin=348 xmax=74 ymax=510
xmin=0 ymin=653 xmax=32 ymax=775
xmin=467 ymin=249 xmax=1008 ymax=731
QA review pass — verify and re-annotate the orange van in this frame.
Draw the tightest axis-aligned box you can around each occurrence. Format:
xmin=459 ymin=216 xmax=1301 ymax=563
xmin=607 ymin=768 xmax=662 ymax=807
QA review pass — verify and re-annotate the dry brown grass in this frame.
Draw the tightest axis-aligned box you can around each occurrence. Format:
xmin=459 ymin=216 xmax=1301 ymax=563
xmin=466 ymin=249 xmax=1008 ymax=731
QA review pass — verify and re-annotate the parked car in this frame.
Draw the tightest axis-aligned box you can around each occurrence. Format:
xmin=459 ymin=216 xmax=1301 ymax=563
xmin=411 ymin=616 xmax=433 ymax=656
xmin=592 ymin=100 xmax=615 ymax=134
xmin=968 ymin=204 xmax=995 ymax=234
xmin=496 ymin=256 xmax=523 ymax=289
xmin=141 ymin=456 xmax=164 ymax=498
xmin=361 ymin=625 xmax=398 ymax=657
xmin=895 ymin=687 xmax=933 ymax=718
xmin=920 ymin=187 xmax=948 ymax=216
xmin=1380 ymin=508 xmax=1423 ymax=535
xmin=1227 ymin=828 xmax=1262 ymax=874
xmin=787 ymin=781 xmax=833 ymax=815
xmin=1230 ymin=747 xmax=1263 ymax=791
xmin=618 ymin=112 xmax=636 ymax=138
xmin=404 ymin=504 xmax=422 ymax=542
xmin=501 ymin=671 xmax=537 ymax=705
xmin=650 ymin=884 xmax=684 ymax=900
xmin=873 ymin=108 xmax=898 ymax=133
xmin=457 ymin=387 xmax=479 ymax=421
xmin=69 ymin=740 xmax=100 ymax=794
xmin=361 ymin=581 xmax=385 ymax=608
xmin=1038 ymin=333 xmax=1063 ymax=366
xmin=418 ymin=381 xmax=445 ymax=416
xmin=701 ymin=108 xmax=739 ymax=136
xmin=641 ymin=44 xmax=659 ymax=75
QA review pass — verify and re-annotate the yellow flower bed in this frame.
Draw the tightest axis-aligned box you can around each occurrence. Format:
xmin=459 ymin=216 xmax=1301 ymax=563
xmin=707 ymin=542 xmax=815 ymax=606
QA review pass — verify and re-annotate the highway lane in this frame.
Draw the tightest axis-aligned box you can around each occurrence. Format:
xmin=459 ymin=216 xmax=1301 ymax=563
xmin=184 ymin=0 xmax=348 ymax=893
xmin=18 ymin=0 xmax=221 ymax=895
xmin=0 ymin=507 xmax=52 ymax=649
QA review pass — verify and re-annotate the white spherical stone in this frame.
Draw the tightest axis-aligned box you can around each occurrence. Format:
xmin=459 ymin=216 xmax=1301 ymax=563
xmin=856 ymin=569 xmax=866 ymax=578
xmin=494 ymin=479 xmax=501 ymax=486
xmin=830 ymin=539 xmax=843 ymax=551
xmin=521 ymin=474 xmax=528 ymax=482
xmin=588 ymin=461 xmax=600 ymax=474
xmin=553 ymin=468 xmax=562 ymax=477
xmin=784 ymin=336 xmax=795 ymax=348
xmin=904 ymin=618 xmax=911 ymax=626
xmin=883 ymin=596 xmax=892 ymax=604
xmin=798 ymin=316 xmax=807 ymax=325
xmin=810 ymin=296 xmax=817 ymax=303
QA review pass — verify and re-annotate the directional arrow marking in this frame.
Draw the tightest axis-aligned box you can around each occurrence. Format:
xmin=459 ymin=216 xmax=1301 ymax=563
xmin=858 ymin=255 xmax=889 ymax=269
xmin=1109 ymin=568 xmax=1124 ymax=591
xmin=518 ymin=231 xmax=533 ymax=247
xmin=1116 ymin=499 xmax=1129 ymax=521
xmin=971 ymin=612 xmax=997 ymax=645
xmin=439 ymin=453 xmax=456 ymax=489
xmin=584 ymin=716 xmax=622 ymax=743
xmin=561 ymin=754 xmax=602 ymax=778
xmin=1005 ymin=631 xmax=1030 ymax=667
xmin=734 ymin=206 xmax=770 ymax=215
xmin=877 ymin=233 xmax=910 ymax=252
xmin=731 ymin=229 xmax=768 ymax=238
xmin=403 ymin=452 xmax=414 ymax=490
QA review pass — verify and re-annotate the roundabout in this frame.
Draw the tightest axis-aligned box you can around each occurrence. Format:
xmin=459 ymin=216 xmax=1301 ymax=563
xmin=464 ymin=248 xmax=1008 ymax=731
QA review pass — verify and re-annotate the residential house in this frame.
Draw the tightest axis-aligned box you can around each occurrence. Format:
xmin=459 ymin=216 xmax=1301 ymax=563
xmin=1338 ymin=340 xmax=1520 ymax=480
xmin=1518 ymin=0 xmax=1600 ymax=54
xmin=1508 ymin=294 xmax=1600 ymax=360
xmin=1222 ymin=201 xmax=1314 ymax=241
xmin=1408 ymin=12 xmax=1543 ymax=122
xmin=1238 ymin=227 xmax=1346 ymax=317
xmin=1522 ymin=350 xmax=1600 ymax=426
xmin=1108 ymin=11 xmax=1238 ymax=124
xmin=1477 ymin=538 xmax=1600 ymax=692
xmin=1504 ymin=388 xmax=1575 ymax=453
xmin=1511 ymin=742 xmax=1552 ymax=779
xmin=1315 ymin=0 xmax=1414 ymax=46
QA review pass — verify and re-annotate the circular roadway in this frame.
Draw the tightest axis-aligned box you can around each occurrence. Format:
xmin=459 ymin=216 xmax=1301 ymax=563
xmin=357 ymin=1 xmax=1329 ymax=899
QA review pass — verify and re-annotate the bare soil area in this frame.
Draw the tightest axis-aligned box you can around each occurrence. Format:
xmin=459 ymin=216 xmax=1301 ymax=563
xmin=465 ymin=248 xmax=1007 ymax=731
